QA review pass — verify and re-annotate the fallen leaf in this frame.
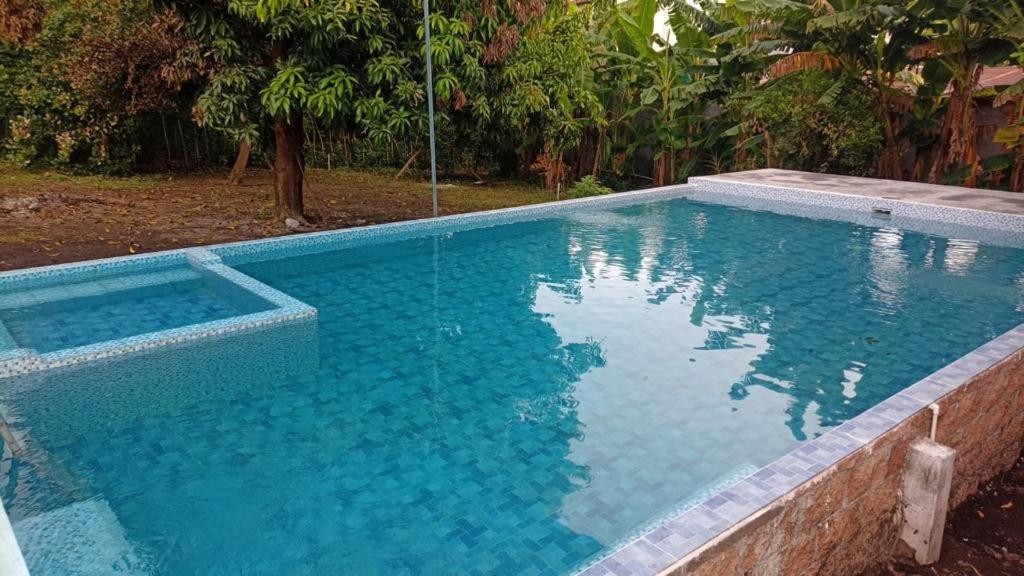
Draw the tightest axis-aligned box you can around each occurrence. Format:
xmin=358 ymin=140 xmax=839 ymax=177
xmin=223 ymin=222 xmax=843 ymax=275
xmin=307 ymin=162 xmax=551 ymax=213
xmin=1001 ymin=501 xmax=1013 ymax=510
xmin=977 ymin=510 xmax=985 ymax=518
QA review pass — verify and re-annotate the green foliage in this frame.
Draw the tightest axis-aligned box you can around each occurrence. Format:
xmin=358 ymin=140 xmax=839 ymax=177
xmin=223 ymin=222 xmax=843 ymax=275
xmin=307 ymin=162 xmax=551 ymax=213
xmin=566 ymin=175 xmax=613 ymax=198
xmin=497 ymin=5 xmax=601 ymax=155
xmin=734 ymin=71 xmax=883 ymax=176
xmin=1 ymin=0 xmax=1022 ymax=192
xmin=0 ymin=0 xmax=204 ymax=172
xmin=178 ymin=0 xmax=389 ymax=145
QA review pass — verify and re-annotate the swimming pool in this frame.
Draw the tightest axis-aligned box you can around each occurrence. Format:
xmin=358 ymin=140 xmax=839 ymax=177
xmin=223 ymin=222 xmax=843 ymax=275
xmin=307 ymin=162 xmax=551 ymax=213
xmin=1 ymin=183 xmax=1023 ymax=575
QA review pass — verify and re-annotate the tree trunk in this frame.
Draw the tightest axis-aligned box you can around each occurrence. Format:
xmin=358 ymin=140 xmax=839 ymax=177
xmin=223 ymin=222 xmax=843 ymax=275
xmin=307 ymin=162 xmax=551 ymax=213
xmin=877 ymin=105 xmax=903 ymax=180
xmin=274 ymin=113 xmax=305 ymax=220
xmin=929 ymin=64 xmax=982 ymax=185
xmin=543 ymin=140 xmax=556 ymax=190
xmin=654 ymin=147 xmax=673 ymax=187
xmin=593 ymin=127 xmax=605 ymax=177
xmin=394 ymin=148 xmax=422 ymax=181
xmin=228 ymin=138 xmax=250 ymax=185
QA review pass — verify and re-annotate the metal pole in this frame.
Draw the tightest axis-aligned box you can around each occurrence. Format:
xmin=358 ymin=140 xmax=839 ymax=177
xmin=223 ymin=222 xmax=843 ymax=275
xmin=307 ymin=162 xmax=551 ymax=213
xmin=422 ymin=0 xmax=439 ymax=217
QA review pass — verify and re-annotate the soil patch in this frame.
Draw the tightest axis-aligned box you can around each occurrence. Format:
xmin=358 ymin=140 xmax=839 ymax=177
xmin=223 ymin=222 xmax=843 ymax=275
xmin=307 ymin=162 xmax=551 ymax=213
xmin=863 ymin=450 xmax=1024 ymax=576
xmin=0 ymin=167 xmax=555 ymax=271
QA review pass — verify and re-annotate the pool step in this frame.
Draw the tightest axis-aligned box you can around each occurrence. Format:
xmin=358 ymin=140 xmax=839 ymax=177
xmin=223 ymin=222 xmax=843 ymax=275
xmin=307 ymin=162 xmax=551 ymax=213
xmin=11 ymin=499 xmax=152 ymax=575
xmin=0 ymin=268 xmax=201 ymax=310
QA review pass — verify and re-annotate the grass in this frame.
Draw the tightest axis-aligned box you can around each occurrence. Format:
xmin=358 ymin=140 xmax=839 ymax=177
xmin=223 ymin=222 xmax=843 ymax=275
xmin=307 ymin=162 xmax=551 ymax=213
xmin=311 ymin=167 xmax=557 ymax=211
xmin=0 ymin=162 xmax=166 ymax=191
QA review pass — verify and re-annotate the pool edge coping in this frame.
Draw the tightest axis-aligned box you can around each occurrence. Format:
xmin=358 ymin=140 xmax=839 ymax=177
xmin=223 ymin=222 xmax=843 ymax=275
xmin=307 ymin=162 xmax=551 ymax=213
xmin=690 ymin=175 xmax=1024 ymax=227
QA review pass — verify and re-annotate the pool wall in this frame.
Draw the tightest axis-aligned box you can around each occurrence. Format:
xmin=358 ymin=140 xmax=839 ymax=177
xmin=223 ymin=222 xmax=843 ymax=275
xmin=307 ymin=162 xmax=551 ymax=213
xmin=1 ymin=173 xmax=1023 ymax=575
xmin=610 ymin=326 xmax=1024 ymax=576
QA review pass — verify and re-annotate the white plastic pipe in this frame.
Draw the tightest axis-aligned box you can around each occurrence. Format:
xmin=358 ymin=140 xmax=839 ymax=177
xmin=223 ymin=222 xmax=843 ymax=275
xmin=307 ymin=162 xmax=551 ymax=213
xmin=928 ymin=403 xmax=940 ymax=441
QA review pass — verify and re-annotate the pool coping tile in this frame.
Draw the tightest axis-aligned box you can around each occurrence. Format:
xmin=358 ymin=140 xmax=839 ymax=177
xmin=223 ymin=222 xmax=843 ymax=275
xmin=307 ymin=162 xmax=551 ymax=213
xmin=688 ymin=176 xmax=1024 ymax=236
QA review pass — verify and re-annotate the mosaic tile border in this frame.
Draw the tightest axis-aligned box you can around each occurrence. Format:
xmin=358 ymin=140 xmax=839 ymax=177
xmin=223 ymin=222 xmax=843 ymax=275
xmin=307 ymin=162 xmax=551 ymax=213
xmin=0 ymin=249 xmax=316 ymax=380
xmin=689 ymin=176 xmax=1024 ymax=236
xmin=0 ymin=251 xmax=195 ymax=292
xmin=210 ymin=185 xmax=694 ymax=264
xmin=685 ymin=187 xmax=1024 ymax=248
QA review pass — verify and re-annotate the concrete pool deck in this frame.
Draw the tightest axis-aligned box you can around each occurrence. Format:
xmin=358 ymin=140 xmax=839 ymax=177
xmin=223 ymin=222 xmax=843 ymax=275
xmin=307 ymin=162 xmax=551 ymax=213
xmin=702 ymin=169 xmax=1024 ymax=216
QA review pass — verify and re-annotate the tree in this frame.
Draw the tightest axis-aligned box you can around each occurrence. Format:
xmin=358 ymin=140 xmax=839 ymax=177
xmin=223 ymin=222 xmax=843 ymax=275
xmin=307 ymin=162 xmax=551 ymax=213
xmin=745 ymin=1 xmax=924 ymax=179
xmin=495 ymin=3 xmax=602 ymax=189
xmin=603 ymin=0 xmax=719 ymax=186
xmin=1 ymin=0 xmax=196 ymax=171
xmin=0 ymin=0 xmax=43 ymax=45
xmin=171 ymin=0 xmax=390 ymax=220
xmin=990 ymin=0 xmax=1024 ymax=191
xmin=909 ymin=1 xmax=1016 ymax=186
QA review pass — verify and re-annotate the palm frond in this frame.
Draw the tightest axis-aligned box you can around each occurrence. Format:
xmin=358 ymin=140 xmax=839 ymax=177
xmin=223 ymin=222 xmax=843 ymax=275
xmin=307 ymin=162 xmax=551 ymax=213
xmin=907 ymin=38 xmax=965 ymax=60
xmin=808 ymin=6 xmax=872 ymax=32
xmin=994 ymin=78 xmax=1024 ymax=108
xmin=816 ymin=78 xmax=844 ymax=106
xmin=712 ymin=19 xmax=781 ymax=44
xmin=765 ymin=52 xmax=840 ymax=79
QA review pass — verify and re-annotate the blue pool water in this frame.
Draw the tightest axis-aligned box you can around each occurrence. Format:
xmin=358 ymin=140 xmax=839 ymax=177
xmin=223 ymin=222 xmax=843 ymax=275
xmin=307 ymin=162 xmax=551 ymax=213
xmin=3 ymin=197 xmax=1024 ymax=575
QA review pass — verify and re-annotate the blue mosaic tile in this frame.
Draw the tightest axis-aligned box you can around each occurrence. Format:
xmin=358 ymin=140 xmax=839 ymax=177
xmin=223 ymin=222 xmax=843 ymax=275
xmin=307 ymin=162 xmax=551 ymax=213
xmin=0 ymin=255 xmax=317 ymax=379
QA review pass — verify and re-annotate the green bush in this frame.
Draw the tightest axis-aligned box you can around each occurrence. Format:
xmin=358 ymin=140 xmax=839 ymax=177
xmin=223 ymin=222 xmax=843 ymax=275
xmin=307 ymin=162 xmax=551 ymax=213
xmin=566 ymin=175 xmax=613 ymax=198
xmin=731 ymin=70 xmax=884 ymax=177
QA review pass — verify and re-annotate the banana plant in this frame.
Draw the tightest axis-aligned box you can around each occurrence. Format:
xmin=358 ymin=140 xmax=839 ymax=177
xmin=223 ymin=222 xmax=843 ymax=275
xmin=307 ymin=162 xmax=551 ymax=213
xmin=606 ymin=0 xmax=720 ymax=185
xmin=990 ymin=0 xmax=1024 ymax=191
xmin=744 ymin=1 xmax=925 ymax=179
xmin=908 ymin=0 xmax=1016 ymax=186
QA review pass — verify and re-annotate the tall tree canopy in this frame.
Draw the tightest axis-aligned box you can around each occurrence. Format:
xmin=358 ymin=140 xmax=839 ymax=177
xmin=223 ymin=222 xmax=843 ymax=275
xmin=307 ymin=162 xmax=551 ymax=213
xmin=4 ymin=0 xmax=1024 ymax=197
xmin=171 ymin=0 xmax=392 ymax=219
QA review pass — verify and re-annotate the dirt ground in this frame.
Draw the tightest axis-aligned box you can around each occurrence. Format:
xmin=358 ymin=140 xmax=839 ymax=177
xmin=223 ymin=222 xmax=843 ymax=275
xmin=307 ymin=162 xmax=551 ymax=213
xmin=863 ymin=450 xmax=1024 ymax=576
xmin=0 ymin=166 xmax=556 ymax=271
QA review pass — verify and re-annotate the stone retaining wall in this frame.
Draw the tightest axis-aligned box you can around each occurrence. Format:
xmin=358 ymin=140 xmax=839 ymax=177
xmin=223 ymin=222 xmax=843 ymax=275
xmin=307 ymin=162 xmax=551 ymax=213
xmin=663 ymin=347 xmax=1024 ymax=576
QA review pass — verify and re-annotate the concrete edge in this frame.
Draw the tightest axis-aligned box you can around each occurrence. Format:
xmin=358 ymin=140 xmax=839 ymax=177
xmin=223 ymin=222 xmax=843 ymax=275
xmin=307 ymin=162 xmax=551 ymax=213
xmin=690 ymin=176 xmax=1024 ymax=233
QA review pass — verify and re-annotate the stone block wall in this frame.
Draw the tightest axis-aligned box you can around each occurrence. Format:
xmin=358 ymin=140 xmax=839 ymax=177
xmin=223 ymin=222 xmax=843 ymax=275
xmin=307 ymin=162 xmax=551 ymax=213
xmin=664 ymin=347 xmax=1024 ymax=576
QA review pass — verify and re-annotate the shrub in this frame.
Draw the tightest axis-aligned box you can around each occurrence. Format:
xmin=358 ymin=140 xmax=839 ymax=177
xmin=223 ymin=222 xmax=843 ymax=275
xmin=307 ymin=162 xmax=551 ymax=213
xmin=566 ymin=175 xmax=613 ymax=198
xmin=730 ymin=70 xmax=884 ymax=177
